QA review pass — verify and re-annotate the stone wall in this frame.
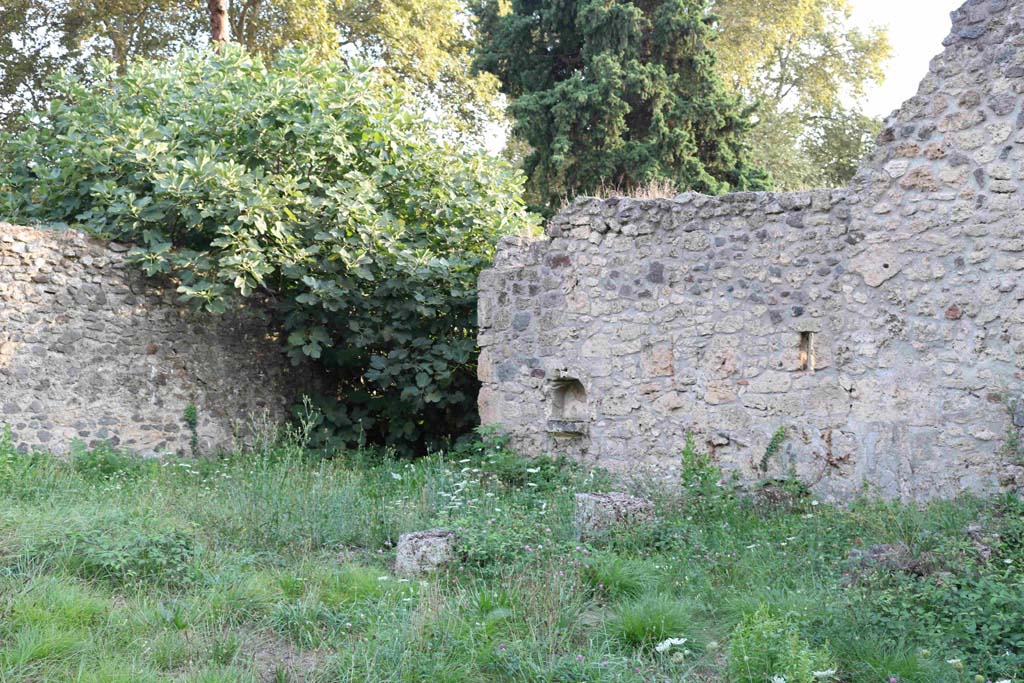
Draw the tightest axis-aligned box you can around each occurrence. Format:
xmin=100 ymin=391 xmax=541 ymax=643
xmin=477 ymin=0 xmax=1024 ymax=502
xmin=1 ymin=223 xmax=305 ymax=456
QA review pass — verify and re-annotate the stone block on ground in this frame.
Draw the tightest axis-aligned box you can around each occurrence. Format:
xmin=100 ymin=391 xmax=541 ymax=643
xmin=574 ymin=492 xmax=655 ymax=541
xmin=395 ymin=529 xmax=456 ymax=575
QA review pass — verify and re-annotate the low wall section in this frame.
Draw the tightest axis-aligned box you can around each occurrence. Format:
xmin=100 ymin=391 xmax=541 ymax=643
xmin=0 ymin=223 xmax=304 ymax=456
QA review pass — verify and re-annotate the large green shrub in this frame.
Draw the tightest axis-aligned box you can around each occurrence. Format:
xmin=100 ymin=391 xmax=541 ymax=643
xmin=0 ymin=47 xmax=538 ymax=452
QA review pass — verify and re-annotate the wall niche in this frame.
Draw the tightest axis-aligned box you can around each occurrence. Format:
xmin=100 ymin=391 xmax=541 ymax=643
xmin=547 ymin=378 xmax=588 ymax=436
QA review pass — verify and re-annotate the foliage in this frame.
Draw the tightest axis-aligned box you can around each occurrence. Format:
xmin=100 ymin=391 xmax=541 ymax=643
xmin=581 ymin=555 xmax=656 ymax=600
xmin=728 ymin=606 xmax=834 ymax=683
xmin=0 ymin=0 xmax=202 ymax=130
xmin=711 ymin=0 xmax=891 ymax=189
xmin=871 ymin=573 xmax=1024 ymax=677
xmin=855 ymin=497 xmax=1024 ymax=678
xmin=760 ymin=426 xmax=788 ymax=473
xmin=680 ymin=433 xmax=721 ymax=489
xmin=0 ymin=432 xmax=1015 ymax=681
xmin=444 ymin=433 xmax=585 ymax=567
xmin=58 ymin=523 xmax=197 ymax=588
xmin=475 ymin=0 xmax=769 ymax=212
xmin=452 ymin=429 xmax=583 ymax=492
xmin=1001 ymin=400 xmax=1023 ymax=464
xmin=0 ymin=0 xmax=500 ymax=139
xmin=1002 ymin=426 xmax=1023 ymax=464
xmin=71 ymin=442 xmax=145 ymax=481
xmin=609 ymin=594 xmax=699 ymax=650
xmin=0 ymin=48 xmax=537 ymax=453
xmin=183 ymin=404 xmax=199 ymax=457
xmin=233 ymin=0 xmax=504 ymax=138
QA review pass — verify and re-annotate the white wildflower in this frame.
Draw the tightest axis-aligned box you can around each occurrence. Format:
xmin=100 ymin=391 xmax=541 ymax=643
xmin=771 ymin=676 xmax=787 ymax=683
xmin=390 ymin=472 xmax=401 ymax=480
xmin=654 ymin=637 xmax=687 ymax=653
xmin=812 ymin=670 xmax=836 ymax=679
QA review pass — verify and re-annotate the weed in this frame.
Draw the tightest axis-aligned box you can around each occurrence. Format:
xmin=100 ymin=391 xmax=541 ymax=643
xmin=184 ymin=403 xmax=199 ymax=457
xmin=581 ymin=555 xmax=656 ymax=600
xmin=59 ymin=524 xmax=197 ymax=588
xmin=728 ymin=606 xmax=833 ymax=683
xmin=609 ymin=594 xmax=699 ymax=650
xmin=71 ymin=442 xmax=143 ymax=481
xmin=680 ymin=433 xmax=719 ymax=489
xmin=760 ymin=426 xmax=787 ymax=473
xmin=1001 ymin=425 xmax=1023 ymax=464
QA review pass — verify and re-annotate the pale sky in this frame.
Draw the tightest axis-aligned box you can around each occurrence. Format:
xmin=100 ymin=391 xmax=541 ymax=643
xmin=850 ymin=0 xmax=966 ymax=118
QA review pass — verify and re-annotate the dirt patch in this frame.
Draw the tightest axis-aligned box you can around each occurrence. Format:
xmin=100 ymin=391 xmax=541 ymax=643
xmin=243 ymin=630 xmax=324 ymax=682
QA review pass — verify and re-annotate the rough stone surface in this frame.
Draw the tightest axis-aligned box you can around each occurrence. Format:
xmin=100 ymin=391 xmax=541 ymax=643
xmin=574 ymin=493 xmax=655 ymax=541
xmin=394 ymin=529 xmax=457 ymax=575
xmin=478 ymin=0 xmax=1024 ymax=503
xmin=0 ymin=223 xmax=305 ymax=455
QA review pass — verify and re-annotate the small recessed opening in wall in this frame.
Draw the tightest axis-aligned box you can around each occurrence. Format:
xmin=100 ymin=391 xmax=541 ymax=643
xmin=551 ymin=378 xmax=587 ymax=419
xmin=547 ymin=378 xmax=588 ymax=436
xmin=798 ymin=331 xmax=816 ymax=372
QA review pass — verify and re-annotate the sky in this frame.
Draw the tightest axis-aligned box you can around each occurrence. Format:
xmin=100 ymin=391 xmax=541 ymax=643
xmin=849 ymin=0 xmax=966 ymax=118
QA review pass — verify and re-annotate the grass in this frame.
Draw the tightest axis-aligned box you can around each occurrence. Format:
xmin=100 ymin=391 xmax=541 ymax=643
xmin=0 ymin=426 xmax=1021 ymax=682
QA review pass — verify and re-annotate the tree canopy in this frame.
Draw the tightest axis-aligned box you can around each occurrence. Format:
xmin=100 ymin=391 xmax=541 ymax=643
xmin=711 ymin=0 xmax=890 ymax=189
xmin=475 ymin=0 xmax=770 ymax=211
xmin=0 ymin=47 xmax=537 ymax=452
xmin=231 ymin=0 xmax=503 ymax=135
xmin=0 ymin=0 xmax=201 ymax=129
xmin=0 ymin=0 xmax=500 ymax=136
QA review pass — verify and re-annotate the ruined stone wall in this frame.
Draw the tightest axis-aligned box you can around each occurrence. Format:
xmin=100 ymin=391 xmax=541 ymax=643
xmin=478 ymin=0 xmax=1024 ymax=502
xmin=0 ymin=223 xmax=306 ymax=456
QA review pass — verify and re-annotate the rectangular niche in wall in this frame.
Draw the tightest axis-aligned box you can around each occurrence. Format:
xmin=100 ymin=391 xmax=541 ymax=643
xmin=798 ymin=331 xmax=816 ymax=372
xmin=546 ymin=377 xmax=588 ymax=436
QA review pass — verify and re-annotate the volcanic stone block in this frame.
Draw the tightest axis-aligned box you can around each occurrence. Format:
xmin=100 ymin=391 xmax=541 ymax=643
xmin=574 ymin=493 xmax=655 ymax=541
xmin=395 ymin=529 xmax=457 ymax=575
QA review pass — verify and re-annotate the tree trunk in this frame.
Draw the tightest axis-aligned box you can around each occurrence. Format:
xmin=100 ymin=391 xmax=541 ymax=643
xmin=208 ymin=0 xmax=229 ymax=43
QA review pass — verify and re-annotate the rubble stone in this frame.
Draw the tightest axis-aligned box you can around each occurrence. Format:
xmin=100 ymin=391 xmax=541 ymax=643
xmin=574 ymin=493 xmax=655 ymax=541
xmin=395 ymin=529 xmax=457 ymax=575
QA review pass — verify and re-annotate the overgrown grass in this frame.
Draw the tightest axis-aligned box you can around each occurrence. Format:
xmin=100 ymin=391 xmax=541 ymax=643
xmin=0 ymin=427 xmax=1021 ymax=682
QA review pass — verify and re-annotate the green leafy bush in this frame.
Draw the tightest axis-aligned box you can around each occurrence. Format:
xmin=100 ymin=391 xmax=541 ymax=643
xmin=858 ymin=569 xmax=1024 ymax=677
xmin=451 ymin=429 xmax=584 ymax=492
xmin=0 ymin=47 xmax=538 ymax=453
xmin=71 ymin=442 xmax=144 ymax=481
xmin=59 ymin=525 xmax=197 ymax=588
xmin=679 ymin=433 xmax=720 ymax=490
xmin=728 ymin=606 xmax=833 ymax=683
xmin=451 ymin=503 xmax=556 ymax=568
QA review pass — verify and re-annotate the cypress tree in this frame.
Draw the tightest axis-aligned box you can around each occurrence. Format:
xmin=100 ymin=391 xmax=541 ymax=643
xmin=476 ymin=0 xmax=770 ymax=211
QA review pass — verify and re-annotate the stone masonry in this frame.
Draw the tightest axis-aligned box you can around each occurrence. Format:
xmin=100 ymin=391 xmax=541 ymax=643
xmin=478 ymin=0 xmax=1024 ymax=502
xmin=1 ymin=223 xmax=305 ymax=456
